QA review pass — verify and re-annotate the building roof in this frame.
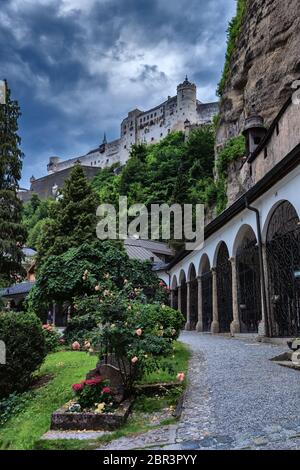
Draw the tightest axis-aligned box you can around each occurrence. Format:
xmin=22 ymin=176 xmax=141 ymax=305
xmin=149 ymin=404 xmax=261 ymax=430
xmin=124 ymin=238 xmax=174 ymax=256
xmin=0 ymin=281 xmax=36 ymax=297
xmin=22 ymin=247 xmax=37 ymax=257
xmin=124 ymin=238 xmax=174 ymax=263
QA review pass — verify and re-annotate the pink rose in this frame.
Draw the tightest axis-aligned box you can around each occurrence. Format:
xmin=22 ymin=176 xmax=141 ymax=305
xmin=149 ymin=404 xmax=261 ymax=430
xmin=72 ymin=382 xmax=84 ymax=392
xmin=95 ymin=285 xmax=100 ymax=292
xmin=135 ymin=328 xmax=142 ymax=337
xmin=131 ymin=356 xmax=138 ymax=364
xmin=102 ymin=387 xmax=111 ymax=394
xmin=72 ymin=341 xmax=81 ymax=351
xmin=177 ymin=372 xmax=185 ymax=382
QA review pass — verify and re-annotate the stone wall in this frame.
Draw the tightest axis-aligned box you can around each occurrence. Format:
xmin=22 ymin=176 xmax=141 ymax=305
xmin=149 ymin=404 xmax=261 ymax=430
xmin=216 ymin=0 xmax=300 ymax=148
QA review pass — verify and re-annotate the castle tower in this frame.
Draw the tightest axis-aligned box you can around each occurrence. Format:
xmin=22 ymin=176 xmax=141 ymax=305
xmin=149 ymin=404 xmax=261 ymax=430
xmin=177 ymin=76 xmax=197 ymax=123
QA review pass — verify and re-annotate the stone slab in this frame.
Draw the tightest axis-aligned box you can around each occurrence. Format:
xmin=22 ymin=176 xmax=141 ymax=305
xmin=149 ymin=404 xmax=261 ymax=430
xmin=51 ymin=399 xmax=133 ymax=431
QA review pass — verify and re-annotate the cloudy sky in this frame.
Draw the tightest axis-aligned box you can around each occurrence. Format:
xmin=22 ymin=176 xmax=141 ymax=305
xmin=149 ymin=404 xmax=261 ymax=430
xmin=0 ymin=0 xmax=236 ymax=187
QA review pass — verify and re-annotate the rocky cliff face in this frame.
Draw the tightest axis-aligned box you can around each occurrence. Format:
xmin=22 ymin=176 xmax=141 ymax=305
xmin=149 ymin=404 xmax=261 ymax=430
xmin=216 ymin=0 xmax=300 ymax=148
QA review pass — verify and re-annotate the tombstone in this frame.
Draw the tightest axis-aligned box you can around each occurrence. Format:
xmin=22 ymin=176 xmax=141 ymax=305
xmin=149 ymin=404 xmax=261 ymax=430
xmin=287 ymin=338 xmax=300 ymax=352
xmin=86 ymin=354 xmax=135 ymax=403
xmin=292 ymin=351 xmax=300 ymax=366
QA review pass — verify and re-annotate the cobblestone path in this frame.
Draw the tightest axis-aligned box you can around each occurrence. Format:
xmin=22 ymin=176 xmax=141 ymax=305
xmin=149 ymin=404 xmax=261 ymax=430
xmin=98 ymin=332 xmax=300 ymax=450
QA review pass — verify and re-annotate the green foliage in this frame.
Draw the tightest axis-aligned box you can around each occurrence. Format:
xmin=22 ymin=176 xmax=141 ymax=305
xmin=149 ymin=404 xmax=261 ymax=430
xmin=0 ymin=351 xmax=97 ymax=450
xmin=0 ymin=312 xmax=47 ymax=398
xmin=0 ymin=82 xmax=27 ymax=284
xmin=0 ymin=392 xmax=32 ymax=427
xmin=217 ymin=0 xmax=247 ymax=96
xmin=94 ymin=296 xmax=184 ymax=393
xmin=27 ymin=240 xmax=167 ymax=318
xmin=211 ymin=135 xmax=246 ymax=215
xmin=216 ymin=135 xmax=246 ymax=176
xmin=23 ymin=194 xmax=58 ymax=250
xmin=92 ymin=127 xmax=215 ymax=248
xmin=71 ymin=376 xmax=115 ymax=411
xmin=37 ymin=165 xmax=99 ymax=263
xmin=42 ymin=324 xmax=62 ymax=353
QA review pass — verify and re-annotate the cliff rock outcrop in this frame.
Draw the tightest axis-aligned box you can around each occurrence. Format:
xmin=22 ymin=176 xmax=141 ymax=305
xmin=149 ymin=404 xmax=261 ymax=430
xmin=217 ymin=0 xmax=300 ymax=148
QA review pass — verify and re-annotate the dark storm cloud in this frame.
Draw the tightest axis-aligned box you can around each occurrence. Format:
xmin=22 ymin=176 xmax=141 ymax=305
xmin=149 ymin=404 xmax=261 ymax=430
xmin=0 ymin=0 xmax=236 ymax=186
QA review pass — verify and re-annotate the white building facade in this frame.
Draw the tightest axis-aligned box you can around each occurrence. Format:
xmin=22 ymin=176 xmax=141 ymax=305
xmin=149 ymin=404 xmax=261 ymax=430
xmin=157 ymin=95 xmax=300 ymax=340
xmin=47 ymin=78 xmax=219 ymax=174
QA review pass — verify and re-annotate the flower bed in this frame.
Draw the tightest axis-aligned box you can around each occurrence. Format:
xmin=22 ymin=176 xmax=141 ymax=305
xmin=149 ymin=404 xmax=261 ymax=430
xmin=50 ymin=399 xmax=133 ymax=431
xmin=50 ymin=370 xmax=133 ymax=431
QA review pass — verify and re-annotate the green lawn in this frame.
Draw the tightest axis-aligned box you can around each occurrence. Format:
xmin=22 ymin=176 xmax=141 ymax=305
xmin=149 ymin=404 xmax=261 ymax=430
xmin=0 ymin=351 xmax=97 ymax=450
xmin=141 ymin=341 xmax=190 ymax=384
xmin=0 ymin=342 xmax=190 ymax=450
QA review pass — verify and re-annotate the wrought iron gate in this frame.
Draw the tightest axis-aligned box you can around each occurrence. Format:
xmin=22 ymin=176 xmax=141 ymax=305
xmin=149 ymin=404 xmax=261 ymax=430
xmin=236 ymin=237 xmax=261 ymax=333
xmin=202 ymin=271 xmax=213 ymax=331
xmin=190 ymin=279 xmax=198 ymax=330
xmin=266 ymin=201 xmax=300 ymax=337
xmin=217 ymin=243 xmax=233 ymax=333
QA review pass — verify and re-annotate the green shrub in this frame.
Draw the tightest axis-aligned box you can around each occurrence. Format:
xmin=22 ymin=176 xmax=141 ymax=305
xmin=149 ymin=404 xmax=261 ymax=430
xmin=217 ymin=0 xmax=247 ymax=96
xmin=0 ymin=312 xmax=47 ymax=398
xmin=42 ymin=324 xmax=63 ymax=353
xmin=0 ymin=391 xmax=32 ymax=426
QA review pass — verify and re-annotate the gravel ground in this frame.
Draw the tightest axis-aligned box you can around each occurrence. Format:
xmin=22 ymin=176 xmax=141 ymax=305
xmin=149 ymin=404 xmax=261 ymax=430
xmin=96 ymin=332 xmax=300 ymax=450
xmin=175 ymin=332 xmax=300 ymax=450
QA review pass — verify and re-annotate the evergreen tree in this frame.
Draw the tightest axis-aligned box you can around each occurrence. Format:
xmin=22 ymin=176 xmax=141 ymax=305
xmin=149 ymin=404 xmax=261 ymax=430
xmin=38 ymin=165 xmax=99 ymax=262
xmin=0 ymin=81 xmax=26 ymax=285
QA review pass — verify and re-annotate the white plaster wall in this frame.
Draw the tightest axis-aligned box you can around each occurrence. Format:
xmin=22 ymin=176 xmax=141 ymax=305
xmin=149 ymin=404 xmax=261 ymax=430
xmin=168 ymin=164 xmax=300 ymax=287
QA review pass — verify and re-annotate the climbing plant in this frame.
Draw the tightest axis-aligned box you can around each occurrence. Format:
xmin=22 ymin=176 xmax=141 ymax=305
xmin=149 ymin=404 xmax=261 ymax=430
xmin=217 ymin=0 xmax=248 ymax=97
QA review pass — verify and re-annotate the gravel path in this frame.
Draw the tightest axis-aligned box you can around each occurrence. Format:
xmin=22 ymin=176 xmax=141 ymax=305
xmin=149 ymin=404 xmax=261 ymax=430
xmin=172 ymin=332 xmax=300 ymax=450
xmin=97 ymin=332 xmax=300 ymax=450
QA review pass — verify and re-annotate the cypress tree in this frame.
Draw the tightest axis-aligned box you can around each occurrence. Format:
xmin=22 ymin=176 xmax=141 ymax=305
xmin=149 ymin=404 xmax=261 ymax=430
xmin=38 ymin=164 xmax=99 ymax=262
xmin=0 ymin=81 xmax=26 ymax=285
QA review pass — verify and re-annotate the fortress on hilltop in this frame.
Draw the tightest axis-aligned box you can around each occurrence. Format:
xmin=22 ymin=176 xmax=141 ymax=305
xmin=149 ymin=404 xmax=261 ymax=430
xmin=20 ymin=78 xmax=218 ymax=201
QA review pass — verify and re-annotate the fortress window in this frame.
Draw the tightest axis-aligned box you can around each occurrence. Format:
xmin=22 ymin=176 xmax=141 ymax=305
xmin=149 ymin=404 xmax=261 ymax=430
xmin=151 ymin=114 xmax=153 ymax=118
xmin=160 ymin=133 xmax=163 ymax=137
xmin=151 ymin=137 xmax=154 ymax=141
xmin=154 ymin=112 xmax=157 ymax=117
xmin=124 ymin=145 xmax=127 ymax=149
xmin=168 ymin=129 xmax=170 ymax=134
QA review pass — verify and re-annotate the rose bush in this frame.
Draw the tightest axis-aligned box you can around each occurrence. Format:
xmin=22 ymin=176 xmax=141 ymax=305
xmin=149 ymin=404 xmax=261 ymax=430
xmin=71 ymin=375 xmax=115 ymax=411
xmin=42 ymin=324 xmax=62 ymax=353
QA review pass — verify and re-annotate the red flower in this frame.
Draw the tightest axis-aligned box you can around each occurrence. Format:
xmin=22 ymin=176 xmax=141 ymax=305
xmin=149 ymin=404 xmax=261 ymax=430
xmin=85 ymin=379 xmax=100 ymax=386
xmin=102 ymin=387 xmax=111 ymax=394
xmin=91 ymin=375 xmax=102 ymax=383
xmin=72 ymin=382 xmax=84 ymax=392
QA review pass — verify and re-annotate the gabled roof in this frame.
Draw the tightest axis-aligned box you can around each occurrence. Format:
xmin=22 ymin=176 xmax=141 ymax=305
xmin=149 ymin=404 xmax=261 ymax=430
xmin=0 ymin=281 xmax=36 ymax=297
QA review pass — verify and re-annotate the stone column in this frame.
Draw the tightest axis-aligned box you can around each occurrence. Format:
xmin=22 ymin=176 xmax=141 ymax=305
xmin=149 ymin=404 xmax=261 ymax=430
xmin=211 ymin=268 xmax=220 ymax=334
xmin=196 ymin=276 xmax=203 ymax=332
xmin=229 ymin=257 xmax=241 ymax=335
xmin=259 ymin=244 xmax=273 ymax=337
xmin=185 ymin=281 xmax=191 ymax=331
xmin=170 ymin=289 xmax=175 ymax=309
xmin=177 ymin=286 xmax=182 ymax=314
xmin=52 ymin=302 xmax=56 ymax=327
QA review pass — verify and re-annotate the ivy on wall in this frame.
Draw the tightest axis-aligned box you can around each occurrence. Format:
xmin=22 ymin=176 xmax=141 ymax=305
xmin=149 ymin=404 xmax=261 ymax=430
xmin=213 ymin=135 xmax=246 ymax=214
xmin=217 ymin=0 xmax=248 ymax=97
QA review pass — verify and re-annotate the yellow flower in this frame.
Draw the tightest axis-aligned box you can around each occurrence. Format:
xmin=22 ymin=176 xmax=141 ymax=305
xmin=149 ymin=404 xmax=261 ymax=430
xmin=95 ymin=403 xmax=105 ymax=414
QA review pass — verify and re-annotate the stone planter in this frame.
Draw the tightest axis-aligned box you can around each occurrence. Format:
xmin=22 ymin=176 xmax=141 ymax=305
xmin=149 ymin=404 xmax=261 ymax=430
xmin=51 ymin=399 xmax=133 ymax=431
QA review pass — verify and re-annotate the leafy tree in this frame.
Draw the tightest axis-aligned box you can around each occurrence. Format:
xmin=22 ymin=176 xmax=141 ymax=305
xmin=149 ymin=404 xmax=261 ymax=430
xmin=38 ymin=165 xmax=99 ymax=262
xmin=0 ymin=82 xmax=26 ymax=285
xmin=27 ymin=241 xmax=167 ymax=315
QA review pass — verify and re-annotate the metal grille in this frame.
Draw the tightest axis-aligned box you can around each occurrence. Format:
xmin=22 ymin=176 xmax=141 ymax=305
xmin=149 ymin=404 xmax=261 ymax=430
xmin=266 ymin=201 xmax=300 ymax=337
xmin=190 ymin=278 xmax=198 ymax=330
xmin=202 ymin=271 xmax=213 ymax=332
xmin=236 ymin=236 xmax=261 ymax=333
xmin=217 ymin=243 xmax=233 ymax=333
